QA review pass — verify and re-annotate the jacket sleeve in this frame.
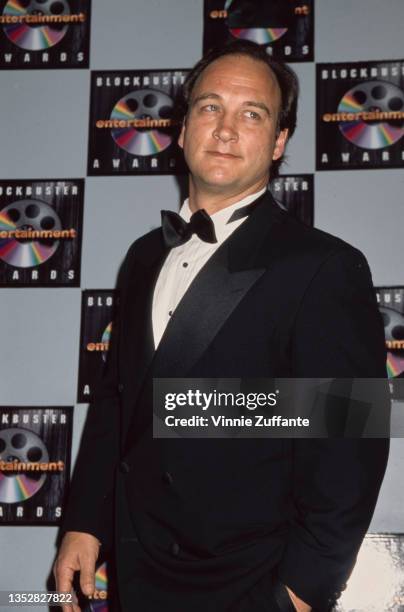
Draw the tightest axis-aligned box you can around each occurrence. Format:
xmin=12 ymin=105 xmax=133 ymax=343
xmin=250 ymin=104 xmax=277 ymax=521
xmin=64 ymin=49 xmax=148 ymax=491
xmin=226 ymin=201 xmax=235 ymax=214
xmin=59 ymin=245 xmax=135 ymax=551
xmin=277 ymin=248 xmax=390 ymax=611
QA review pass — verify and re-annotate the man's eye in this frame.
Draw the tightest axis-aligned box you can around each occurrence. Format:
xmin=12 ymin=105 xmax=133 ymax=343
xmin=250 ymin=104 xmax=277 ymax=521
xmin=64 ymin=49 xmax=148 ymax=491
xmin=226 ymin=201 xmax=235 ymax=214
xmin=201 ymin=104 xmax=218 ymax=112
xmin=245 ymin=110 xmax=261 ymax=120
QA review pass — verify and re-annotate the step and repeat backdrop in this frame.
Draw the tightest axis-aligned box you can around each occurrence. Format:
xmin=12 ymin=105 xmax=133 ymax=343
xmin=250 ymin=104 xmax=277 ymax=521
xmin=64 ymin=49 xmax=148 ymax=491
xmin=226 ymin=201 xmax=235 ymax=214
xmin=1 ymin=1 xmax=404 ymax=610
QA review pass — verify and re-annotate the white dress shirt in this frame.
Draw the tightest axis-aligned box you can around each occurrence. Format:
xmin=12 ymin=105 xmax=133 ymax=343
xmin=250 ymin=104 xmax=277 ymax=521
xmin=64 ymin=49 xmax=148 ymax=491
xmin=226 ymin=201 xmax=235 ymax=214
xmin=152 ymin=188 xmax=267 ymax=349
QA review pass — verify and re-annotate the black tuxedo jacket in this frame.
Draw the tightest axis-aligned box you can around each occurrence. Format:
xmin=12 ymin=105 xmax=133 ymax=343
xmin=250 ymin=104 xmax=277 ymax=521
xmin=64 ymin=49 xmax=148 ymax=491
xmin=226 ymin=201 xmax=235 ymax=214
xmin=63 ymin=193 xmax=389 ymax=612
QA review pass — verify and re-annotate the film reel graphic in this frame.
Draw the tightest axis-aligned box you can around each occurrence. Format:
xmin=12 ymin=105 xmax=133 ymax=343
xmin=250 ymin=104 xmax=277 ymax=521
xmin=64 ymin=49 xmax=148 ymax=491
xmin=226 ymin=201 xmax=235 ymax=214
xmin=2 ymin=0 xmax=70 ymax=51
xmin=337 ymin=81 xmax=404 ymax=149
xmin=110 ymin=89 xmax=174 ymax=156
xmin=0 ymin=428 xmax=49 ymax=503
xmin=0 ymin=199 xmax=61 ymax=268
xmin=380 ymin=306 xmax=404 ymax=377
xmin=224 ymin=0 xmax=288 ymax=45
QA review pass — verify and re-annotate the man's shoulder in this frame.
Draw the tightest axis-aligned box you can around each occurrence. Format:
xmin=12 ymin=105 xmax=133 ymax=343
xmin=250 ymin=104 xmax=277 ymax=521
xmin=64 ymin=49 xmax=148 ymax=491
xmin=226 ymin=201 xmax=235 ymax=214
xmin=277 ymin=206 xmax=365 ymax=264
xmin=115 ymin=227 xmax=162 ymax=288
xmin=125 ymin=227 xmax=163 ymax=262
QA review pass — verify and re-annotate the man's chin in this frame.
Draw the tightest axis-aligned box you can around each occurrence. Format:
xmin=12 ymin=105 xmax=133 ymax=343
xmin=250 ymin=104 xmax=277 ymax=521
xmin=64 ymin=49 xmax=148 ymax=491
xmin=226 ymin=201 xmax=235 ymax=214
xmin=200 ymin=179 xmax=243 ymax=194
xmin=197 ymin=171 xmax=243 ymax=190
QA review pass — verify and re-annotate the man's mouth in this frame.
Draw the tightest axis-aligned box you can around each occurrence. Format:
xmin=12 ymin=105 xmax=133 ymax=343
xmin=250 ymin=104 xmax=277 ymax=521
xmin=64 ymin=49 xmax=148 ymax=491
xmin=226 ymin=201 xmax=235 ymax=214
xmin=206 ymin=151 xmax=241 ymax=159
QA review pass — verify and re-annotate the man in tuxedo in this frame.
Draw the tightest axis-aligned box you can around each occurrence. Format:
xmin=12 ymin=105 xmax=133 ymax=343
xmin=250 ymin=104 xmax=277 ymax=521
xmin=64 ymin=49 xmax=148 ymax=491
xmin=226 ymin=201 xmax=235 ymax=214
xmin=55 ymin=41 xmax=389 ymax=612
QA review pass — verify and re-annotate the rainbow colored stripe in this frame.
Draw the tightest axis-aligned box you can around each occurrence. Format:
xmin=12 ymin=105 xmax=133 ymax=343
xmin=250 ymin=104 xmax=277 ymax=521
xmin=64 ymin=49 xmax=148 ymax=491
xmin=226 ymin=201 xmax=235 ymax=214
xmin=0 ymin=472 xmax=44 ymax=504
xmin=337 ymin=93 xmax=363 ymax=113
xmin=0 ymin=210 xmax=15 ymax=229
xmin=111 ymin=101 xmax=134 ymax=119
xmin=387 ymin=351 xmax=404 ymax=378
xmin=4 ymin=22 xmax=65 ymax=48
xmin=339 ymin=119 xmax=401 ymax=149
xmin=102 ymin=321 xmax=112 ymax=344
xmin=3 ymin=0 xmax=25 ymax=15
xmin=95 ymin=563 xmax=108 ymax=590
xmin=0 ymin=239 xmax=54 ymax=268
xmin=90 ymin=563 xmax=109 ymax=612
xmin=230 ymin=27 xmax=288 ymax=44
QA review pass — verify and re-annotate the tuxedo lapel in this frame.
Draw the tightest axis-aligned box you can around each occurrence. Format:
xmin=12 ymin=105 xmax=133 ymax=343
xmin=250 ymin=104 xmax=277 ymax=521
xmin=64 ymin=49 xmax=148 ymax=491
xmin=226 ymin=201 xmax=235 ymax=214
xmin=151 ymin=247 xmax=265 ymax=377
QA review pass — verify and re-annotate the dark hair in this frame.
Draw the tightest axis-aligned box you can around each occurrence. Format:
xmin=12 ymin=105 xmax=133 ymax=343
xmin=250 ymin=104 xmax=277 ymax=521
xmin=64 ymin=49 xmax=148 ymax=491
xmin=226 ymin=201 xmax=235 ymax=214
xmin=181 ymin=39 xmax=299 ymax=177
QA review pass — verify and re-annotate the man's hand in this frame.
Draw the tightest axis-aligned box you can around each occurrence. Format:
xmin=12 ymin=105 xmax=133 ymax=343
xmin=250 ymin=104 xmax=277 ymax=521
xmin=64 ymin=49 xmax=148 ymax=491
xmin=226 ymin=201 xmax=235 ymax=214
xmin=53 ymin=531 xmax=101 ymax=612
xmin=286 ymin=585 xmax=312 ymax=612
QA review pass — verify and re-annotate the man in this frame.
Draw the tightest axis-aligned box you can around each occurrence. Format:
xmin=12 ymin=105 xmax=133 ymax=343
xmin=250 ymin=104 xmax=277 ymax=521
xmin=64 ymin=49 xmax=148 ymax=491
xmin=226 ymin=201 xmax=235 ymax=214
xmin=55 ymin=41 xmax=389 ymax=612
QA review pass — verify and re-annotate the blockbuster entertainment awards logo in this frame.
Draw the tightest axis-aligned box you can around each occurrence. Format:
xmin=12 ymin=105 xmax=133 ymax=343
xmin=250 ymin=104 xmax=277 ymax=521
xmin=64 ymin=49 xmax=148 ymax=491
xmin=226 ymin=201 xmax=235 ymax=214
xmin=0 ymin=0 xmax=91 ymax=69
xmin=0 ymin=179 xmax=84 ymax=286
xmin=88 ymin=69 xmax=189 ymax=175
xmin=317 ymin=60 xmax=404 ymax=170
xmin=0 ymin=407 xmax=72 ymax=524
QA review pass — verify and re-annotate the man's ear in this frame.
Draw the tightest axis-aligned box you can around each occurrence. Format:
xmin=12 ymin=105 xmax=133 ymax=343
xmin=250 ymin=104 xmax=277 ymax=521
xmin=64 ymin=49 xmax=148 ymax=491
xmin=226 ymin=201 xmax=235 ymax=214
xmin=272 ymin=128 xmax=289 ymax=161
xmin=178 ymin=119 xmax=186 ymax=149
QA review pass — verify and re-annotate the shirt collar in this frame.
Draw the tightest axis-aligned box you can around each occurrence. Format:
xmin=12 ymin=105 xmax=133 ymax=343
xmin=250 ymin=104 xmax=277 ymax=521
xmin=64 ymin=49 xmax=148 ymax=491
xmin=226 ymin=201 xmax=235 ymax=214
xmin=180 ymin=187 xmax=267 ymax=243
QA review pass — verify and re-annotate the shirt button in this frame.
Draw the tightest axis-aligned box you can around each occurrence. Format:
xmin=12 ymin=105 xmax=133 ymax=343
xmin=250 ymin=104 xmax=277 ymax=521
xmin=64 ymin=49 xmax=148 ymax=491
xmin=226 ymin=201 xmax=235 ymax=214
xmin=168 ymin=310 xmax=173 ymax=317
xmin=119 ymin=461 xmax=130 ymax=474
xmin=182 ymin=262 xmax=188 ymax=268
xmin=162 ymin=471 xmax=173 ymax=485
xmin=171 ymin=541 xmax=180 ymax=556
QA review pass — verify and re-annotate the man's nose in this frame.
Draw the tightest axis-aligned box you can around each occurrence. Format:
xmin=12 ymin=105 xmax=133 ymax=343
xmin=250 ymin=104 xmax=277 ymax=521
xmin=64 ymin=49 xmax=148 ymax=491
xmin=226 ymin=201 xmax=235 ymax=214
xmin=212 ymin=114 xmax=238 ymax=143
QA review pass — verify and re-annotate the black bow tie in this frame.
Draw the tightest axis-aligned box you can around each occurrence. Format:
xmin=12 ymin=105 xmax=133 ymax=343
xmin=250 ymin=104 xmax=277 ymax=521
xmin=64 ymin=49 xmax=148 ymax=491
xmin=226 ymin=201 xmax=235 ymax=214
xmin=161 ymin=196 xmax=263 ymax=249
xmin=161 ymin=209 xmax=217 ymax=248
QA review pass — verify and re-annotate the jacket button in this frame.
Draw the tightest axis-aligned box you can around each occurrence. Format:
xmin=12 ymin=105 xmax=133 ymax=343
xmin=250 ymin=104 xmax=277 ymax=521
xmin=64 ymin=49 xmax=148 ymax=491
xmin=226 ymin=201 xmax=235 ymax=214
xmin=171 ymin=541 xmax=180 ymax=556
xmin=162 ymin=471 xmax=173 ymax=485
xmin=119 ymin=461 xmax=130 ymax=474
xmin=118 ymin=383 xmax=124 ymax=393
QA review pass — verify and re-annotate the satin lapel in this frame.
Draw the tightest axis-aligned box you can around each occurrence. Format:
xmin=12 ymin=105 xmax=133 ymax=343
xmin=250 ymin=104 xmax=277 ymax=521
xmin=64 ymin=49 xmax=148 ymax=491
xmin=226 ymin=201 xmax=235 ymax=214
xmin=151 ymin=192 xmax=285 ymax=378
xmin=150 ymin=249 xmax=264 ymax=377
xmin=120 ymin=232 xmax=169 ymax=436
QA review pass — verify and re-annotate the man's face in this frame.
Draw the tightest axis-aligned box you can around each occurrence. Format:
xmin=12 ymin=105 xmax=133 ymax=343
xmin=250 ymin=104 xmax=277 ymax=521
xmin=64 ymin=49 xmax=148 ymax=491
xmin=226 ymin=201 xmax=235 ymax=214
xmin=178 ymin=54 xmax=288 ymax=197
